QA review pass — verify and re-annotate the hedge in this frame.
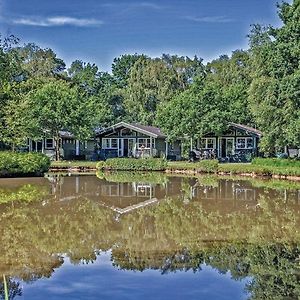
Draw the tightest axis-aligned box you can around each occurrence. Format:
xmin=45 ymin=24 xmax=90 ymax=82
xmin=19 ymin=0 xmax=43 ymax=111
xmin=97 ymin=158 xmax=167 ymax=171
xmin=0 ymin=151 xmax=51 ymax=177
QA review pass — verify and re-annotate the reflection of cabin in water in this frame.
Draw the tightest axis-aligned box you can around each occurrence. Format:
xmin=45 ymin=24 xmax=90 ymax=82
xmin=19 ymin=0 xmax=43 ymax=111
xmin=46 ymin=175 xmax=300 ymax=216
xmin=193 ymin=180 xmax=256 ymax=202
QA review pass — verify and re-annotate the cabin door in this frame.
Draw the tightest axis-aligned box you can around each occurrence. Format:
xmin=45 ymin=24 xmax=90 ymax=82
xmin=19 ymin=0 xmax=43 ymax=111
xmin=123 ymin=139 xmax=129 ymax=157
xmin=220 ymin=138 xmax=234 ymax=158
xmin=123 ymin=138 xmax=135 ymax=157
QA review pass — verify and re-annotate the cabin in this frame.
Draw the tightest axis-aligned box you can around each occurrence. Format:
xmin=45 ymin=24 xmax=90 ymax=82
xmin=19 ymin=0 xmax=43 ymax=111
xmin=27 ymin=131 xmax=95 ymax=160
xmin=95 ymin=122 xmax=181 ymax=160
xmin=194 ymin=123 xmax=262 ymax=162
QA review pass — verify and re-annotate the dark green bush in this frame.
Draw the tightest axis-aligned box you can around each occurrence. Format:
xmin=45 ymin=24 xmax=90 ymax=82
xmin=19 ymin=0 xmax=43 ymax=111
xmin=0 ymin=151 xmax=51 ymax=177
xmin=96 ymin=158 xmax=167 ymax=171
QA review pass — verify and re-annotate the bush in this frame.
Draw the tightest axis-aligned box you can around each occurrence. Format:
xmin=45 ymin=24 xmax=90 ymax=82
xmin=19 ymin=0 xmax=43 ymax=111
xmin=96 ymin=158 xmax=167 ymax=171
xmin=0 ymin=151 xmax=50 ymax=177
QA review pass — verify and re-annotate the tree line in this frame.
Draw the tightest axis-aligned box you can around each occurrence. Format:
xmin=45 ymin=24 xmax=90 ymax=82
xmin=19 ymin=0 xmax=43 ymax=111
xmin=0 ymin=0 xmax=299 ymax=155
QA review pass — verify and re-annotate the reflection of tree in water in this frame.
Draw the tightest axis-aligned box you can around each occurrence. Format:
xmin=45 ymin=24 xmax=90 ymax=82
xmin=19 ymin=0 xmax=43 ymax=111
xmin=0 ymin=175 xmax=300 ymax=298
xmin=112 ymin=243 xmax=300 ymax=299
xmin=0 ymin=278 xmax=22 ymax=300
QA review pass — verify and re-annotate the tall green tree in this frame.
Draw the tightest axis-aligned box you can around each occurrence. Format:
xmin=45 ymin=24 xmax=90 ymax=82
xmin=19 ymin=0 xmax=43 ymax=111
xmin=27 ymin=80 xmax=96 ymax=160
xmin=248 ymin=0 xmax=300 ymax=154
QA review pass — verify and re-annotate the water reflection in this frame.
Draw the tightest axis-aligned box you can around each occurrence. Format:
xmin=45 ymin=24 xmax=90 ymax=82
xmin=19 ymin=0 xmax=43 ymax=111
xmin=0 ymin=173 xmax=300 ymax=299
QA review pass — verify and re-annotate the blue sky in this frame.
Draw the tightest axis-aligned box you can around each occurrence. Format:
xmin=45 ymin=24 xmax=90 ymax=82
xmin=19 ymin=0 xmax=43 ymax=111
xmin=0 ymin=0 xmax=285 ymax=71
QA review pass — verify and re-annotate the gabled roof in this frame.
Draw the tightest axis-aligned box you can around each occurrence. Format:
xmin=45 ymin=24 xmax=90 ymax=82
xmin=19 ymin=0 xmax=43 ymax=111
xmin=229 ymin=123 xmax=262 ymax=137
xmin=96 ymin=122 xmax=166 ymax=138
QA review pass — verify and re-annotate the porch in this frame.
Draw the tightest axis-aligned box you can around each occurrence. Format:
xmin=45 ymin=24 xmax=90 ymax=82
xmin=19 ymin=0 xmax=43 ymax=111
xmin=96 ymin=122 xmax=181 ymax=160
xmin=192 ymin=123 xmax=262 ymax=162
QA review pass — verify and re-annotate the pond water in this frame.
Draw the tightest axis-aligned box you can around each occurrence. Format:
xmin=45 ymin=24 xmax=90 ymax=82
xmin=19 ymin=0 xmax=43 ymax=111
xmin=0 ymin=172 xmax=300 ymax=299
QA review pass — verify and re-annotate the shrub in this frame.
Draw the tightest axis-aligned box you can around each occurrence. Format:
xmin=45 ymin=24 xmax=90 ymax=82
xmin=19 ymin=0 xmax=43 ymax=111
xmin=0 ymin=151 xmax=50 ymax=177
xmin=96 ymin=158 xmax=167 ymax=171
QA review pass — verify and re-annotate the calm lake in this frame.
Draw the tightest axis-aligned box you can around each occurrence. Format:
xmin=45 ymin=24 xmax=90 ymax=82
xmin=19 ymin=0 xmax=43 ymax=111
xmin=0 ymin=172 xmax=300 ymax=299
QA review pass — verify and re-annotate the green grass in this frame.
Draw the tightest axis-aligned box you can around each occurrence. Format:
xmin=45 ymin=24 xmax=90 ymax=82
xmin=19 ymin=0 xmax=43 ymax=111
xmin=167 ymin=160 xmax=219 ymax=173
xmin=167 ymin=161 xmax=300 ymax=177
xmin=51 ymin=158 xmax=300 ymax=177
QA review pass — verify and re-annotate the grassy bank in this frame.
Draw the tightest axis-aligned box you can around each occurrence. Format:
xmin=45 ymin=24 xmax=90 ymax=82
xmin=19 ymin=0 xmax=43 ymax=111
xmin=50 ymin=160 xmax=97 ymax=170
xmin=0 ymin=152 xmax=50 ymax=177
xmin=50 ymin=158 xmax=300 ymax=179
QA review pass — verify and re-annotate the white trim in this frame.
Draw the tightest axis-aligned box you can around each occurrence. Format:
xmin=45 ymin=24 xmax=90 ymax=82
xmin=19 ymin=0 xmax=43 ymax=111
xmin=219 ymin=137 xmax=235 ymax=157
xmin=199 ymin=138 xmax=216 ymax=149
xmin=109 ymin=122 xmax=159 ymax=138
xmin=75 ymin=140 xmax=80 ymax=156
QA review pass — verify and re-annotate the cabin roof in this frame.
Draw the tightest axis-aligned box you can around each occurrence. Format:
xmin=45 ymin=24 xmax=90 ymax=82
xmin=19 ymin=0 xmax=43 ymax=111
xmin=229 ymin=123 xmax=263 ymax=137
xmin=96 ymin=122 xmax=166 ymax=138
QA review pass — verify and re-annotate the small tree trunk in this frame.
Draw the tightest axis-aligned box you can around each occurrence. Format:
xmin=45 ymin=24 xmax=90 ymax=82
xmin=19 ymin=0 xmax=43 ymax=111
xmin=55 ymin=136 xmax=60 ymax=161
xmin=12 ymin=143 xmax=15 ymax=152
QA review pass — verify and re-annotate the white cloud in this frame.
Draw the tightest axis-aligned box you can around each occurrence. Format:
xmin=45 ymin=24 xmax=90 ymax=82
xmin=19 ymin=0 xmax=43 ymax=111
xmin=102 ymin=2 xmax=162 ymax=10
xmin=12 ymin=16 xmax=103 ymax=27
xmin=184 ymin=15 xmax=233 ymax=23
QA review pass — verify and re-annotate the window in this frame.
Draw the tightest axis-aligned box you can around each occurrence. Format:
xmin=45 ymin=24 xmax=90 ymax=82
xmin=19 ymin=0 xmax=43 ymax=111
xmin=111 ymin=139 xmax=118 ymax=148
xmin=138 ymin=138 xmax=151 ymax=149
xmin=102 ymin=138 xmax=118 ymax=149
xmin=247 ymin=138 xmax=254 ymax=149
xmin=236 ymin=137 xmax=253 ymax=149
xmin=199 ymin=138 xmax=216 ymax=149
xmin=236 ymin=138 xmax=246 ymax=149
xmin=63 ymin=138 xmax=73 ymax=144
xmin=45 ymin=138 xmax=54 ymax=149
xmin=207 ymin=138 xmax=215 ymax=149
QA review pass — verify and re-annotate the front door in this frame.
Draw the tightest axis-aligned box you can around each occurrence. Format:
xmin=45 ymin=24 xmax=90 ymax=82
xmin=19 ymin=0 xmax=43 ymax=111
xmin=123 ymin=139 xmax=129 ymax=157
xmin=220 ymin=138 xmax=234 ymax=158
xmin=122 ymin=139 xmax=135 ymax=157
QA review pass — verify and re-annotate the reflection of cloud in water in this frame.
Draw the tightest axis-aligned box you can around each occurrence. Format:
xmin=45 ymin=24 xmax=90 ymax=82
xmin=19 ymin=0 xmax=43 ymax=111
xmin=22 ymin=253 xmax=249 ymax=300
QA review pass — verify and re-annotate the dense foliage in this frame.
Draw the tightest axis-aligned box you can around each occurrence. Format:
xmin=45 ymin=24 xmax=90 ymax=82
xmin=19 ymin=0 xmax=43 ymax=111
xmin=0 ymin=0 xmax=299 ymax=157
xmin=0 ymin=152 xmax=50 ymax=176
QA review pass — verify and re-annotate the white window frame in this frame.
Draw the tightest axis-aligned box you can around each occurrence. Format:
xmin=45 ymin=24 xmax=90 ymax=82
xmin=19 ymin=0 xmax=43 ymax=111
xmin=199 ymin=138 xmax=216 ymax=149
xmin=138 ymin=138 xmax=150 ymax=149
xmin=236 ymin=137 xmax=254 ymax=149
xmin=45 ymin=138 xmax=54 ymax=149
xmin=102 ymin=138 xmax=119 ymax=149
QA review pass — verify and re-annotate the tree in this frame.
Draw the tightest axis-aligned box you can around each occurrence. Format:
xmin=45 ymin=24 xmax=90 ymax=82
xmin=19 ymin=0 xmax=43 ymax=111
xmin=15 ymin=43 xmax=65 ymax=80
xmin=156 ymin=80 xmax=229 ymax=142
xmin=27 ymin=80 xmax=96 ymax=160
xmin=112 ymin=54 xmax=145 ymax=88
xmin=248 ymin=0 xmax=300 ymax=153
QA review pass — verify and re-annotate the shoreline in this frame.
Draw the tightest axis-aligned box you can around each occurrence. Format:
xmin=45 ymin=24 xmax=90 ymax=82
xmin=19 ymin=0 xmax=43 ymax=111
xmin=48 ymin=164 xmax=300 ymax=181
